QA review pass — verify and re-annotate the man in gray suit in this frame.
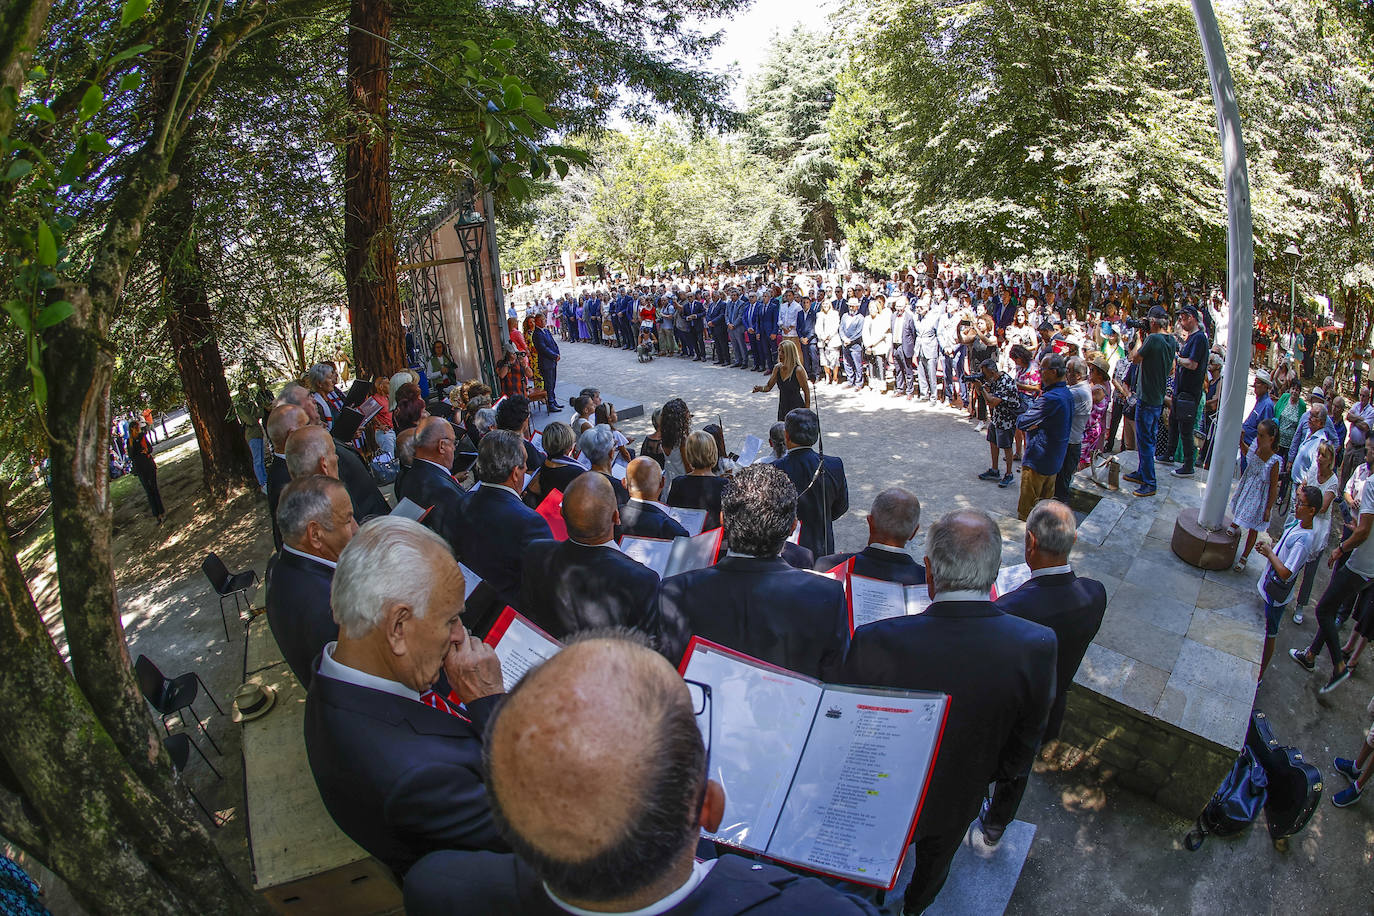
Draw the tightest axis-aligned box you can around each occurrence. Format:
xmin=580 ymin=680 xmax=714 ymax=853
xmin=914 ymin=295 xmax=942 ymax=402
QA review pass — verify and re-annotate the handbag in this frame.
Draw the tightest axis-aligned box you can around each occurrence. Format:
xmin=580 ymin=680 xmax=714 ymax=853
xmin=1185 ymin=746 xmax=1268 ymax=850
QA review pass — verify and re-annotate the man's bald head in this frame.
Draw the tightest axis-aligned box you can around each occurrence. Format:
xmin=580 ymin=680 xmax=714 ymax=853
xmin=486 ymin=635 xmax=707 ymax=905
xmin=562 ymin=472 xmax=617 ymax=543
xmin=624 ymin=457 xmax=663 ymax=501
xmin=266 ymin=404 xmax=308 ymax=454
xmin=285 ymin=425 xmax=338 ymax=479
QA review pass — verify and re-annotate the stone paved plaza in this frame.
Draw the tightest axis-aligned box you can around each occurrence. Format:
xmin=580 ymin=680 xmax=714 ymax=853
xmin=548 ymin=340 xmax=1374 ymax=915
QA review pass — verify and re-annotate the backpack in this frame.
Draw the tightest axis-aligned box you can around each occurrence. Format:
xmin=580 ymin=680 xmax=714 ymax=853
xmin=1184 ymin=746 xmax=1267 ymax=850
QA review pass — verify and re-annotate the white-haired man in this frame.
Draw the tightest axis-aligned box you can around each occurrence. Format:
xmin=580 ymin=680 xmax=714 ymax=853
xmin=303 ymin=517 xmax=508 ymax=876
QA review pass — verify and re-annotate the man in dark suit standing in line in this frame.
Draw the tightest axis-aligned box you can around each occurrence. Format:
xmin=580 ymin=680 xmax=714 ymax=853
xmin=531 ymin=312 xmax=562 ymax=411
xmin=659 ymin=465 xmax=849 ymax=678
xmin=619 ymin=458 xmax=690 ymax=541
xmin=397 ymin=417 xmax=468 ymax=548
xmin=772 ymin=408 xmax=849 ymax=558
xmin=982 ymin=500 xmax=1106 ymax=844
xmin=842 ymin=509 xmax=1057 ymax=914
xmin=269 ymin=475 xmax=357 ymax=686
xmin=815 ymin=487 xmax=925 ymax=585
xmin=519 ymin=474 xmax=679 ymax=657
xmin=304 ymin=517 xmax=509 ymax=876
xmin=266 ymin=403 xmax=310 ymax=549
xmin=455 ymin=431 xmax=552 ymax=610
xmin=893 ymin=296 xmax=917 ymax=398
xmin=403 ymin=634 xmax=878 ymax=915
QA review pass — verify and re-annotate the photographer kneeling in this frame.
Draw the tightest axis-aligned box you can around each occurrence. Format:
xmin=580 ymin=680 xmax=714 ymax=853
xmin=974 ymin=358 xmax=1023 ymax=488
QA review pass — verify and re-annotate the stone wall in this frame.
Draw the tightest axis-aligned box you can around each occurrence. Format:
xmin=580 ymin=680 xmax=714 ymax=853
xmin=1054 ymin=683 xmax=1237 ymax=817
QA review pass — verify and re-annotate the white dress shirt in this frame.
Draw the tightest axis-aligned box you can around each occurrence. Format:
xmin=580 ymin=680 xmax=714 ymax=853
xmin=545 ymin=859 xmax=716 ymax=916
xmin=316 ymin=641 xmax=420 ymax=703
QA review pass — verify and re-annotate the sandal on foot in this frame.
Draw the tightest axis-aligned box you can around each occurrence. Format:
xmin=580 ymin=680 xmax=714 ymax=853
xmin=1233 ymin=556 xmax=1248 ymax=572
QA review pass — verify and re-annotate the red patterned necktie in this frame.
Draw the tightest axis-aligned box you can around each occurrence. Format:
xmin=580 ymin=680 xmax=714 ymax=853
xmin=419 ymin=689 xmax=471 ymax=723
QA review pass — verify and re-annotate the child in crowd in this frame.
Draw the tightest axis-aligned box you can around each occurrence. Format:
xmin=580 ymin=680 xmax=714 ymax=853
xmin=1255 ymin=484 xmax=1318 ymax=678
xmin=1230 ymin=419 xmax=1282 ymax=572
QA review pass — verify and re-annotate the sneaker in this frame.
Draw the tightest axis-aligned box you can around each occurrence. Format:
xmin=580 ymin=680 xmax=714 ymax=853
xmin=1335 ymin=757 xmax=1361 ymax=782
xmin=1170 ymin=467 xmax=1195 ymax=477
xmin=1292 ymin=609 xmax=1305 ymax=625
xmin=1289 ymin=649 xmax=1315 ymax=672
xmin=978 ymin=468 xmax=1001 ymax=481
xmin=1123 ymin=471 xmax=1144 ymax=485
xmin=1133 ymin=486 xmax=1157 ymax=497
xmin=975 ymin=421 xmax=987 ymax=432
xmin=1320 ymin=667 xmax=1353 ymax=695
xmin=1158 ymin=456 xmax=1176 ymax=466
xmin=999 ymin=473 xmax=1015 ymax=488
xmin=1332 ymin=784 xmax=1362 ymax=808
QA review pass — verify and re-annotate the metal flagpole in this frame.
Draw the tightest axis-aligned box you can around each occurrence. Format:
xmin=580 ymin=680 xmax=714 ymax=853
xmin=1191 ymin=0 xmax=1254 ymax=531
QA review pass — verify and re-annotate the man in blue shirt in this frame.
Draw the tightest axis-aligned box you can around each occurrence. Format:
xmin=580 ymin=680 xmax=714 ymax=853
xmin=1016 ymin=354 xmax=1074 ymax=520
xmin=1240 ymin=370 xmax=1276 ymax=462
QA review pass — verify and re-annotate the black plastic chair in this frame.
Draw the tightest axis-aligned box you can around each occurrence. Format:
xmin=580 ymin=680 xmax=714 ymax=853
xmin=164 ymin=733 xmax=222 ymax=826
xmin=135 ymin=655 xmax=224 ymax=754
xmin=202 ymin=552 xmax=258 ymax=641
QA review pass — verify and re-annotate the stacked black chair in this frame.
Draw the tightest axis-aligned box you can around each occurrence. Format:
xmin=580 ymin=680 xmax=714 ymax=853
xmin=164 ymin=732 xmax=222 ymax=826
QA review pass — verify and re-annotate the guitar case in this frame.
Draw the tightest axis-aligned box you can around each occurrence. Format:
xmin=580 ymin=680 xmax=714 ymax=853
xmin=1246 ymin=709 xmax=1323 ymax=841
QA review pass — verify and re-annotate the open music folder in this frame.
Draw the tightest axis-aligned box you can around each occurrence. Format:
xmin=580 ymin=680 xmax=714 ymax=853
xmin=619 ymin=528 xmax=724 ymax=578
xmin=679 ymin=638 xmax=949 ymax=890
xmin=825 ymin=557 xmax=1008 ymax=633
xmin=485 ymin=607 xmax=562 ymax=691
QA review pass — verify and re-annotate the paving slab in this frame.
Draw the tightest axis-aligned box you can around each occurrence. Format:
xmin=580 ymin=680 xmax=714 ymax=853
xmin=924 ymin=820 xmax=1036 ymax=916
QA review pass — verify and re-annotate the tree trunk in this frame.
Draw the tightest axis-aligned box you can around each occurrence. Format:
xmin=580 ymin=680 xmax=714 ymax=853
xmin=1074 ymin=245 xmax=1094 ymax=320
xmin=158 ymin=147 xmax=255 ymax=495
xmin=345 ymin=0 xmax=404 ymax=379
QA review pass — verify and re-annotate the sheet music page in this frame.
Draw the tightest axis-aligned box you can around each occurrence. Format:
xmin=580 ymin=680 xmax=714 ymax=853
xmin=787 ymin=519 xmax=802 ymax=545
xmin=737 ymin=435 xmax=763 ymax=467
xmin=664 ymin=529 xmax=721 ymax=577
xmin=904 ymin=586 xmax=934 ymax=616
xmin=458 ymin=562 xmax=482 ymax=601
xmin=767 ymin=685 xmax=948 ymax=888
xmin=359 ymin=398 xmax=384 ymax=422
xmin=487 ymin=609 xmax=563 ymax=691
xmin=849 ymin=574 xmax=908 ymax=630
xmin=610 ymin=459 xmax=628 ymax=481
xmin=664 ymin=506 xmax=707 ymax=536
xmin=390 ymin=497 xmax=429 ymax=523
xmin=995 ymin=563 xmax=1032 ymax=597
xmin=681 ymin=643 xmax=822 ymax=853
xmin=620 ymin=536 xmax=673 ymax=576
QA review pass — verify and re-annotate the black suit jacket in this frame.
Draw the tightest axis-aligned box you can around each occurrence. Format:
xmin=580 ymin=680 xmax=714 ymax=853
xmin=771 ymin=449 xmax=848 ymax=557
xmin=660 ymin=555 xmax=849 ymax=680
xmin=995 ymin=570 xmax=1107 ymax=740
xmin=781 ymin=541 xmax=814 ymax=570
xmin=455 ymin=484 xmax=552 ymax=606
xmin=397 ymin=460 xmax=468 ymax=548
xmin=334 ymin=440 xmax=391 ymax=521
xmin=267 ymin=453 xmax=291 ymax=549
xmin=518 ymin=540 xmax=679 ymax=658
xmin=403 ymin=850 xmax=880 ymax=916
xmin=841 ymin=600 xmax=1056 ymax=838
xmin=303 ymin=668 xmax=507 ymax=876
xmin=265 ymin=549 xmax=337 ymax=687
xmin=618 ymin=500 xmax=690 ymax=541
xmin=815 ymin=545 xmax=926 ymax=586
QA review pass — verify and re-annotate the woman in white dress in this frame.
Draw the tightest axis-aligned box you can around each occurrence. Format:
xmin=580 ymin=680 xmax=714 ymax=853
xmin=1229 ymin=418 xmax=1282 ymax=572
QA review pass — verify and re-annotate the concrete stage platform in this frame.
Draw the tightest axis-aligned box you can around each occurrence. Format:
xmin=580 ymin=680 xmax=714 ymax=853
xmin=1053 ymin=460 xmax=1259 ymax=815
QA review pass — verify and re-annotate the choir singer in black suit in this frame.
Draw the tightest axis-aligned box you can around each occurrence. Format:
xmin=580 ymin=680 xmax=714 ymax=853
xmin=841 ymin=508 xmax=1057 ymax=914
xmin=403 ymin=633 xmax=878 ymax=915
xmin=815 ymin=486 xmax=926 ymax=584
xmin=268 ymin=475 xmax=356 ymax=686
xmin=659 ymin=465 xmax=849 ymax=679
xmin=771 ymin=408 xmax=848 ymax=557
xmin=619 ymin=457 xmax=690 ymax=541
xmin=303 ymin=517 xmax=509 ymax=876
xmin=265 ymin=403 xmax=310 ymax=549
xmin=397 ymin=417 xmax=469 ymax=548
xmin=454 ymin=431 xmax=552 ymax=609
xmin=519 ymin=474 xmax=682 ymax=657
xmin=981 ymin=500 xmax=1106 ymax=843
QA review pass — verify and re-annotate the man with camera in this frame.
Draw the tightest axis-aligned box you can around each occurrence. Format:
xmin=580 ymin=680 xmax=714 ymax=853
xmin=1124 ymin=306 xmax=1178 ymax=497
xmin=972 ymin=357 xmax=1021 ymax=488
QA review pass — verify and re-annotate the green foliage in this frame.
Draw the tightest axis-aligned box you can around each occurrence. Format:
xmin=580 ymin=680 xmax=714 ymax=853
xmin=549 ymin=126 xmax=805 ymax=273
xmin=744 ymin=25 xmax=843 ymax=245
xmin=0 ymin=0 xmax=154 ymax=421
